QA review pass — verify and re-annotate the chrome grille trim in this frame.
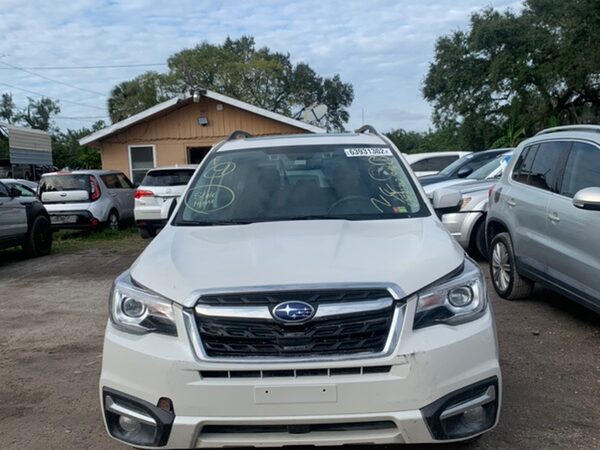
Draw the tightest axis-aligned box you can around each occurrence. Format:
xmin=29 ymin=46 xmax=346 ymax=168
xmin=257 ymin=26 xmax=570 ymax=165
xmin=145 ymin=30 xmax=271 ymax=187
xmin=183 ymin=284 xmax=407 ymax=364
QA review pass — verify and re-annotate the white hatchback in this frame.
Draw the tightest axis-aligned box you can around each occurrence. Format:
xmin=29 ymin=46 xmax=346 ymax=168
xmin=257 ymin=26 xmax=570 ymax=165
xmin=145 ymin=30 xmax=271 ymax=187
xmin=134 ymin=165 xmax=197 ymax=238
xmin=101 ymin=127 xmax=501 ymax=448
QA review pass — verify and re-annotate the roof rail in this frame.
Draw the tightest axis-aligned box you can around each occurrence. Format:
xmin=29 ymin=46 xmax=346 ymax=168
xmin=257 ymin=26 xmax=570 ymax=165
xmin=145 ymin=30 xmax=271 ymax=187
xmin=226 ymin=130 xmax=252 ymax=141
xmin=355 ymin=124 xmax=379 ymax=135
xmin=535 ymin=125 xmax=600 ymax=136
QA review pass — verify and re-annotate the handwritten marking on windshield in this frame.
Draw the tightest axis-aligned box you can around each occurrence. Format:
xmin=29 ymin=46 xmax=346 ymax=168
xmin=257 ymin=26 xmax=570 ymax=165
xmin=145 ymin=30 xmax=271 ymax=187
xmin=371 ymin=183 xmax=409 ymax=213
xmin=185 ymin=184 xmax=235 ymax=214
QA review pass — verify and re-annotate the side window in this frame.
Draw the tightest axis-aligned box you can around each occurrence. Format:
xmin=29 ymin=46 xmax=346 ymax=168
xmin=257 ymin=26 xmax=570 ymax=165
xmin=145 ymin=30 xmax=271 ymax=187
xmin=512 ymin=145 xmax=538 ymax=184
xmin=429 ymin=155 xmax=458 ymax=172
xmin=13 ymin=184 xmax=34 ymax=197
xmin=560 ymin=142 xmax=600 ymax=198
xmin=101 ymin=174 xmax=119 ymax=189
xmin=0 ymin=182 xmax=9 ymax=197
xmin=116 ymin=173 xmax=134 ymax=189
xmin=528 ymin=141 xmax=570 ymax=192
xmin=411 ymin=159 xmax=431 ymax=171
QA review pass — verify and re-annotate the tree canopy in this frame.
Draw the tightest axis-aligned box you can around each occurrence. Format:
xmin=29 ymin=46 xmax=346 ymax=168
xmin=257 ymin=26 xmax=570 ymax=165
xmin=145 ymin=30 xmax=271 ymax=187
xmin=108 ymin=36 xmax=354 ymax=131
xmin=423 ymin=0 xmax=600 ymax=149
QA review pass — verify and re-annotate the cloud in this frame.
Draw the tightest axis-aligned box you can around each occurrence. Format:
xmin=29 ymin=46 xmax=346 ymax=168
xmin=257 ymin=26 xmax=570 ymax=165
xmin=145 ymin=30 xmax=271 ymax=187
xmin=0 ymin=0 xmax=522 ymax=133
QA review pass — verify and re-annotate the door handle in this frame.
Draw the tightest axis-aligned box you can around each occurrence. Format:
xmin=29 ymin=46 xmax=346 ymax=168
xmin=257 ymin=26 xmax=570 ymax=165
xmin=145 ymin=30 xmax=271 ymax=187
xmin=506 ymin=198 xmax=516 ymax=207
xmin=548 ymin=212 xmax=560 ymax=223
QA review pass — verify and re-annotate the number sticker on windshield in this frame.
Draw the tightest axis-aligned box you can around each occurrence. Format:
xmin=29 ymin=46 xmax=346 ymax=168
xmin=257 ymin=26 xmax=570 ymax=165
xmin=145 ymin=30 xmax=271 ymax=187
xmin=344 ymin=147 xmax=392 ymax=157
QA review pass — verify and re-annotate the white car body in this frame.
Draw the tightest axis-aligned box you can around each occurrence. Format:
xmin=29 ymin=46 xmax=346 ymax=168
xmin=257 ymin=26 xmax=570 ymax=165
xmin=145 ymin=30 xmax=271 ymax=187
xmin=134 ymin=165 xmax=197 ymax=237
xmin=404 ymin=151 xmax=471 ymax=177
xmin=100 ymin=130 xmax=501 ymax=448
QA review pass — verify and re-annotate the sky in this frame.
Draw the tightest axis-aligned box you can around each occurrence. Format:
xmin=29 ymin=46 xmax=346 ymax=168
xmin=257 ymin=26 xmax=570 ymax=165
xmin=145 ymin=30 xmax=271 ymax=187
xmin=0 ymin=0 xmax=522 ymax=133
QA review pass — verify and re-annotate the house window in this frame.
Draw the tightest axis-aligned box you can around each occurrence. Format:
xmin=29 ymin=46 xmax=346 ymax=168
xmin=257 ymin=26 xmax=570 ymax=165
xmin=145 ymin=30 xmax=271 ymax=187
xmin=129 ymin=146 xmax=155 ymax=184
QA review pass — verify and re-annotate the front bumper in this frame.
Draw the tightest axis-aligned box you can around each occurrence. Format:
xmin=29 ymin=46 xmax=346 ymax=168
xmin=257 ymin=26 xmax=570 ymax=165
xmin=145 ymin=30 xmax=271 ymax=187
xmin=100 ymin=298 xmax=501 ymax=448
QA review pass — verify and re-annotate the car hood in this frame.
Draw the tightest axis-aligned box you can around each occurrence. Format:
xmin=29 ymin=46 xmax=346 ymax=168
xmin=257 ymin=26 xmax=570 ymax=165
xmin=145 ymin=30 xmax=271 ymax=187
xmin=417 ymin=174 xmax=452 ymax=186
xmin=130 ymin=218 xmax=464 ymax=307
xmin=454 ymin=179 xmax=497 ymax=195
xmin=423 ymin=178 xmax=482 ymax=195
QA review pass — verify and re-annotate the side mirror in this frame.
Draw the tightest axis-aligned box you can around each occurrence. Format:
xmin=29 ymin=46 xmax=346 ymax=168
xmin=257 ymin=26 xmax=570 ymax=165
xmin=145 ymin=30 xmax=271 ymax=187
xmin=457 ymin=166 xmax=473 ymax=178
xmin=432 ymin=188 xmax=463 ymax=213
xmin=9 ymin=187 xmax=21 ymax=198
xmin=573 ymin=187 xmax=600 ymax=211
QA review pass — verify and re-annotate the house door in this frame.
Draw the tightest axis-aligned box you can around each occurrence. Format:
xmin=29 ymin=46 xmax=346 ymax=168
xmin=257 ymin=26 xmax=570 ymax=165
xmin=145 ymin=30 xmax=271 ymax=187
xmin=187 ymin=147 xmax=212 ymax=164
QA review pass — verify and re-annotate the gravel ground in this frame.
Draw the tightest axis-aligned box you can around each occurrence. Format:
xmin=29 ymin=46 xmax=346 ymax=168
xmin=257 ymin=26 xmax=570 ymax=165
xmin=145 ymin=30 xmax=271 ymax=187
xmin=0 ymin=242 xmax=598 ymax=449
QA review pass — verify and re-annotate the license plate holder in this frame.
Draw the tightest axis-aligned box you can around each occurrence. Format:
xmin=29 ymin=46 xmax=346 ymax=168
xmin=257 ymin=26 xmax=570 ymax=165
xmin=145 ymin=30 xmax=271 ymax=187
xmin=51 ymin=215 xmax=78 ymax=224
xmin=254 ymin=385 xmax=337 ymax=404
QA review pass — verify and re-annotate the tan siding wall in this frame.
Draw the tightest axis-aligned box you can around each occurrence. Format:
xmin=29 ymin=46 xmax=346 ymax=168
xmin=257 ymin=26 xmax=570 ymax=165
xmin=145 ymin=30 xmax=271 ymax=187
xmin=98 ymin=97 xmax=307 ymax=176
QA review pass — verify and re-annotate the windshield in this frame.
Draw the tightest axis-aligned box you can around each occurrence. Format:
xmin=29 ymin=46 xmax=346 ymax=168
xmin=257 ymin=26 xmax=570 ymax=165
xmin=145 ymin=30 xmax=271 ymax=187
xmin=468 ymin=153 xmax=513 ymax=179
xmin=39 ymin=174 xmax=90 ymax=193
xmin=438 ymin=154 xmax=472 ymax=176
xmin=142 ymin=169 xmax=195 ymax=187
xmin=173 ymin=144 xmax=429 ymax=226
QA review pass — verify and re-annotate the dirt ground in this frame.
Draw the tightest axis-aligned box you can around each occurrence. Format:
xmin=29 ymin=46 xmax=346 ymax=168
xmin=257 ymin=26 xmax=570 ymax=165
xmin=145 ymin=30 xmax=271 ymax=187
xmin=0 ymin=240 xmax=598 ymax=450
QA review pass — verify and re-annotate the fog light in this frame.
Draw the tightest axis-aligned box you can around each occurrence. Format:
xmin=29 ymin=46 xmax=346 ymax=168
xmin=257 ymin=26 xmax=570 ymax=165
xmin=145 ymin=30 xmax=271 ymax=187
xmin=119 ymin=415 xmax=142 ymax=433
xmin=447 ymin=286 xmax=473 ymax=307
xmin=122 ymin=297 xmax=146 ymax=318
xmin=461 ymin=405 xmax=486 ymax=426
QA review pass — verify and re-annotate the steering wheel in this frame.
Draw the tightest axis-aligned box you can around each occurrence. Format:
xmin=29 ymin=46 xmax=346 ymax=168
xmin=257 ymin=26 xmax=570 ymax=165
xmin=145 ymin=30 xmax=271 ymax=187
xmin=328 ymin=195 xmax=374 ymax=214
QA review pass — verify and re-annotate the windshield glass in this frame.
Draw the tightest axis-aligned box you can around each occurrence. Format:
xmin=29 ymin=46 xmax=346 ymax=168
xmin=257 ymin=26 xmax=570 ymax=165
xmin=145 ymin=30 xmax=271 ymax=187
xmin=173 ymin=145 xmax=429 ymax=225
xmin=438 ymin=154 xmax=472 ymax=176
xmin=468 ymin=153 xmax=513 ymax=180
xmin=142 ymin=169 xmax=195 ymax=187
xmin=39 ymin=174 xmax=90 ymax=193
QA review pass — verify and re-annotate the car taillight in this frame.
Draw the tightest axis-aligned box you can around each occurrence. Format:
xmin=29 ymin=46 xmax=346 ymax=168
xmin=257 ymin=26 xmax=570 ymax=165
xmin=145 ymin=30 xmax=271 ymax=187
xmin=134 ymin=189 xmax=154 ymax=199
xmin=90 ymin=176 xmax=101 ymax=201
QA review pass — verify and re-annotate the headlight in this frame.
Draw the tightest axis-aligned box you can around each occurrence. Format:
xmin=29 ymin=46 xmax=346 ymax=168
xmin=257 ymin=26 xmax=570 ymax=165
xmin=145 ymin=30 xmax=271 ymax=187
xmin=413 ymin=258 xmax=487 ymax=329
xmin=459 ymin=196 xmax=472 ymax=211
xmin=109 ymin=271 xmax=177 ymax=336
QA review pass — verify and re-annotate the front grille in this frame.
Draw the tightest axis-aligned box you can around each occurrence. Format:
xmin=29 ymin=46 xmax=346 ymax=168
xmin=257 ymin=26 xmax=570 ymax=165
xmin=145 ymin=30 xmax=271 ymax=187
xmin=197 ymin=289 xmax=391 ymax=306
xmin=194 ymin=288 xmax=398 ymax=359
xmin=201 ymin=421 xmax=397 ymax=435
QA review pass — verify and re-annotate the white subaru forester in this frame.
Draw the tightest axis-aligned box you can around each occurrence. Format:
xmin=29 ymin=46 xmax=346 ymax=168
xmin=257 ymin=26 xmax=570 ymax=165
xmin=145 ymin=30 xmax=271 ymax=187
xmin=100 ymin=127 xmax=501 ymax=448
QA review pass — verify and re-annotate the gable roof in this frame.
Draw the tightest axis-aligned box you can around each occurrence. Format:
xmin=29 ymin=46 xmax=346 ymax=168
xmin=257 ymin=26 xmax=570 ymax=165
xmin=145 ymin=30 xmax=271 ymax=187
xmin=80 ymin=90 xmax=325 ymax=145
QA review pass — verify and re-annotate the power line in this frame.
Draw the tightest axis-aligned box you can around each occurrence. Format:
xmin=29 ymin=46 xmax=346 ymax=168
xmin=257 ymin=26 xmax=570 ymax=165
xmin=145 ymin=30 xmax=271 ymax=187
xmin=0 ymin=63 xmax=166 ymax=70
xmin=56 ymin=116 xmax=109 ymax=120
xmin=0 ymin=60 xmax=107 ymax=97
xmin=0 ymin=80 xmax=106 ymax=110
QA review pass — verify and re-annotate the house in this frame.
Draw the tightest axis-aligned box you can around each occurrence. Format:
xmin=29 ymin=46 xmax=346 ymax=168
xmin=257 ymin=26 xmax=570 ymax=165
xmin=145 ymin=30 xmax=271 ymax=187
xmin=80 ymin=90 xmax=324 ymax=184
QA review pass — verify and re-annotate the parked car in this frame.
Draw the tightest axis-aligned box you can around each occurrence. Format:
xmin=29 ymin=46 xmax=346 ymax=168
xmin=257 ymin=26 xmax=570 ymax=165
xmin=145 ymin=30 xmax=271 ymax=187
xmin=487 ymin=125 xmax=600 ymax=313
xmin=404 ymin=151 xmax=471 ymax=177
xmin=419 ymin=148 xmax=510 ymax=186
xmin=100 ymin=127 xmax=501 ymax=448
xmin=426 ymin=152 xmax=513 ymax=257
xmin=38 ymin=170 xmax=134 ymax=230
xmin=134 ymin=165 xmax=197 ymax=238
xmin=0 ymin=180 xmax=52 ymax=257
xmin=0 ymin=178 xmax=38 ymax=197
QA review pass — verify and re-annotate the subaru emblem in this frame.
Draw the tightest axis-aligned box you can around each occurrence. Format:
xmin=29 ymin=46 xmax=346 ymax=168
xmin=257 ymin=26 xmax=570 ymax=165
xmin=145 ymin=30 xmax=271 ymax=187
xmin=272 ymin=301 xmax=315 ymax=323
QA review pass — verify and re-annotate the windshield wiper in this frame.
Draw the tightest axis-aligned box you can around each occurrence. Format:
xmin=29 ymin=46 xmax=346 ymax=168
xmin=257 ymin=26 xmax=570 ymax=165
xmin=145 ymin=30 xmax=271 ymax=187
xmin=175 ymin=219 xmax=255 ymax=226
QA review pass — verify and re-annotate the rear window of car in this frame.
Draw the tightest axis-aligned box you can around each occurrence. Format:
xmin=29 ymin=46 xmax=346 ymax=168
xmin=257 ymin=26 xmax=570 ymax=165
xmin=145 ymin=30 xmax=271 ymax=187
xmin=39 ymin=174 xmax=91 ymax=193
xmin=141 ymin=169 xmax=195 ymax=187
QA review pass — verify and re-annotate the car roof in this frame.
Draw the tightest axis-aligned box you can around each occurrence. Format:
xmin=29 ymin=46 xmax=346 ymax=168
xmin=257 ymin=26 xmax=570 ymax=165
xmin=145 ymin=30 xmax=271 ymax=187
xmin=216 ymin=132 xmax=386 ymax=152
xmin=41 ymin=169 xmax=123 ymax=177
xmin=404 ymin=151 xmax=471 ymax=162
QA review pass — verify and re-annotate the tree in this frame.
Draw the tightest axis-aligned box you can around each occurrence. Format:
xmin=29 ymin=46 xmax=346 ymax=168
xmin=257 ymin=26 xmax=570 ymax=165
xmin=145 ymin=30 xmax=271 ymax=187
xmin=107 ymin=36 xmax=354 ymax=131
xmin=15 ymin=97 xmax=61 ymax=132
xmin=52 ymin=121 xmax=104 ymax=169
xmin=423 ymin=0 xmax=600 ymax=149
xmin=108 ymin=72 xmax=170 ymax=123
xmin=0 ymin=93 xmax=16 ymax=124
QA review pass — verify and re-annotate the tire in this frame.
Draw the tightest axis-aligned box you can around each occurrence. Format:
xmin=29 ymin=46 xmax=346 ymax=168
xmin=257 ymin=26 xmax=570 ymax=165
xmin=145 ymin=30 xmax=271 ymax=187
xmin=138 ymin=227 xmax=156 ymax=239
xmin=106 ymin=210 xmax=120 ymax=231
xmin=470 ymin=219 xmax=487 ymax=259
xmin=489 ymin=232 xmax=534 ymax=299
xmin=23 ymin=215 xmax=53 ymax=257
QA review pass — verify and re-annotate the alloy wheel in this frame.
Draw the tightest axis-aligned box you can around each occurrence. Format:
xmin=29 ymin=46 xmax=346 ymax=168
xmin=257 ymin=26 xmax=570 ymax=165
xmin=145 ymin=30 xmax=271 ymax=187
xmin=492 ymin=241 xmax=511 ymax=291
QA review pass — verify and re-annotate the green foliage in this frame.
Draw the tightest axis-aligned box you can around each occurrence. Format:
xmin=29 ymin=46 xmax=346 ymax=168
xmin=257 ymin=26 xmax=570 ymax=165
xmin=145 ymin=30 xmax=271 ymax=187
xmin=386 ymin=126 xmax=464 ymax=154
xmin=107 ymin=36 xmax=354 ymax=131
xmin=16 ymin=97 xmax=61 ymax=132
xmin=423 ymin=0 xmax=600 ymax=149
xmin=52 ymin=121 xmax=105 ymax=169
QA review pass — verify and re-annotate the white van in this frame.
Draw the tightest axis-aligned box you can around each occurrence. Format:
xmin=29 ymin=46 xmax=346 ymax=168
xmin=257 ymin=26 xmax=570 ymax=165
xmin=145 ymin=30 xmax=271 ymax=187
xmin=100 ymin=127 xmax=501 ymax=448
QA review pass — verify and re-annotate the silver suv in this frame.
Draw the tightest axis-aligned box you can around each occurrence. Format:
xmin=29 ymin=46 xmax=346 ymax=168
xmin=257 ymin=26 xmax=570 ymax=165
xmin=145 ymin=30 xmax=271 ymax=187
xmin=487 ymin=125 xmax=600 ymax=313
